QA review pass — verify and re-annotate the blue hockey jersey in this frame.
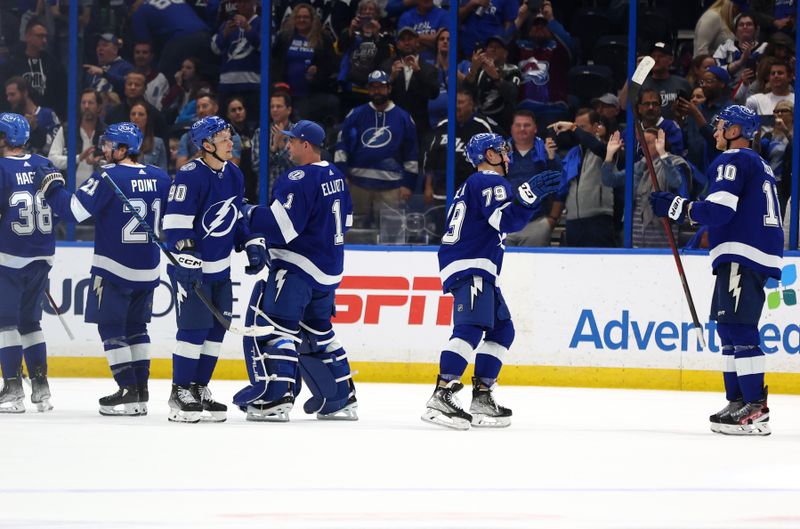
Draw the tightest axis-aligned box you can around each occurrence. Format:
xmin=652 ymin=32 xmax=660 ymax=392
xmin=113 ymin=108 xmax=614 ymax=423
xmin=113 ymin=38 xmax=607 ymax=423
xmin=211 ymin=15 xmax=261 ymax=93
xmin=438 ymin=170 xmax=535 ymax=292
xmin=0 ymin=154 xmax=56 ymax=269
xmin=690 ymin=148 xmax=783 ymax=279
xmin=132 ymin=0 xmax=210 ymax=45
xmin=250 ymin=161 xmax=353 ymax=291
xmin=162 ymin=159 xmax=251 ymax=281
xmin=46 ymin=163 xmax=171 ymax=289
xmin=334 ymin=102 xmax=419 ymax=191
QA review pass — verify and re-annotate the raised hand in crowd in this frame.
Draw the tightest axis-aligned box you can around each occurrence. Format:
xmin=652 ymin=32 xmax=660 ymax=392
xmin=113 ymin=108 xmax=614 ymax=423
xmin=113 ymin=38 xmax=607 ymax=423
xmin=605 ymin=131 xmax=624 ymax=162
xmin=545 ymin=137 xmax=557 ymax=161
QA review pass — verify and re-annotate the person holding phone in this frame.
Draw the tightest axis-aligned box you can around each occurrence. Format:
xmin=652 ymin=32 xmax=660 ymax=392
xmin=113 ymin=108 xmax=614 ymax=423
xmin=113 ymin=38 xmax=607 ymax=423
xmin=712 ymin=13 xmax=767 ymax=88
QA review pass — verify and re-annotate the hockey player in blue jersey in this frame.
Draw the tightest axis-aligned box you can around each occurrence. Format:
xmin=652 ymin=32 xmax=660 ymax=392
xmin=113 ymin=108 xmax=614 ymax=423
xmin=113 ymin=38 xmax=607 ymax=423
xmin=232 ymin=120 xmax=358 ymax=422
xmin=651 ymin=105 xmax=783 ymax=436
xmin=0 ymin=113 xmax=56 ymax=413
xmin=422 ymin=132 xmax=561 ymax=429
xmin=35 ymin=122 xmax=171 ymax=416
xmin=162 ymin=116 xmax=267 ymax=423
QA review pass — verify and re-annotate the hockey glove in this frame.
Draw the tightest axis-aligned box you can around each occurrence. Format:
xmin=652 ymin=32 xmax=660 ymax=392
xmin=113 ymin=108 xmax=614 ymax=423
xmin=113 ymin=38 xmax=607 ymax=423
xmin=244 ymin=235 xmax=268 ymax=275
xmin=516 ymin=170 xmax=561 ymax=209
xmin=650 ymin=192 xmax=689 ymax=224
xmin=240 ymin=202 xmax=256 ymax=222
xmin=33 ymin=163 xmax=66 ymax=197
xmin=171 ymin=251 xmax=203 ymax=291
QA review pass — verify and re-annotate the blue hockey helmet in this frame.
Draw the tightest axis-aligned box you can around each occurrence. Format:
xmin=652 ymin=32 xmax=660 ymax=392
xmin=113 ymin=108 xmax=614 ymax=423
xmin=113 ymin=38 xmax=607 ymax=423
xmin=714 ymin=105 xmax=760 ymax=140
xmin=190 ymin=115 xmax=230 ymax=149
xmin=465 ymin=132 xmax=511 ymax=167
xmin=0 ymin=113 xmax=30 ymax=147
xmin=100 ymin=122 xmax=143 ymax=155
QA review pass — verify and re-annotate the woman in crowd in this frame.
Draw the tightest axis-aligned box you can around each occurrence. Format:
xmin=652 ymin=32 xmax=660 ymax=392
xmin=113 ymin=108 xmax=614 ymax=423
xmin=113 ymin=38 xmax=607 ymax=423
xmin=161 ymin=57 xmax=210 ymax=128
xmin=226 ymin=96 xmax=258 ymax=203
xmin=271 ymin=3 xmax=339 ymax=125
xmin=130 ymin=101 xmax=167 ymax=170
xmin=693 ymin=0 xmax=736 ymax=56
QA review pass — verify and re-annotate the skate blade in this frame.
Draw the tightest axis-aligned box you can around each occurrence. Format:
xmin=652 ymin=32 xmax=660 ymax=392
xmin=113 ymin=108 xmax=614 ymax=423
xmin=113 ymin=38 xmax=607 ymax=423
xmin=717 ymin=422 xmax=771 ymax=436
xmin=34 ymin=399 xmax=54 ymax=412
xmin=470 ymin=413 xmax=511 ymax=428
xmin=99 ymin=403 xmax=142 ymax=416
xmin=246 ymin=402 xmax=292 ymax=422
xmin=167 ymin=408 xmax=201 ymax=423
xmin=199 ymin=410 xmax=227 ymax=422
xmin=0 ymin=401 xmax=26 ymax=413
xmin=317 ymin=402 xmax=358 ymax=421
xmin=709 ymin=422 xmax=722 ymax=433
xmin=421 ymin=408 xmax=470 ymax=430
xmin=138 ymin=403 xmax=148 ymax=416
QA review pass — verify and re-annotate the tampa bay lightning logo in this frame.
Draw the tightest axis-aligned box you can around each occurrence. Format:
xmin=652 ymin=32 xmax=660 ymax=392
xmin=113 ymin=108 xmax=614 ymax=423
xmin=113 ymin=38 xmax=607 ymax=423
xmin=360 ymin=127 xmax=393 ymax=149
xmin=181 ymin=161 xmax=197 ymax=171
xmin=201 ymin=196 xmax=238 ymax=239
xmin=288 ymin=170 xmax=305 ymax=180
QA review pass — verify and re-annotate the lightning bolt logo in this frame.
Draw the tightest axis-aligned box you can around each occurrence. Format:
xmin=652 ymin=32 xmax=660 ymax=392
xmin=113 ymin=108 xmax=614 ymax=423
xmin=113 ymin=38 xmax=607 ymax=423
xmin=274 ymin=269 xmax=287 ymax=302
xmin=93 ymin=276 xmax=104 ymax=308
xmin=176 ymin=283 xmax=188 ymax=315
xmin=729 ymin=263 xmax=742 ymax=313
xmin=470 ymin=276 xmax=483 ymax=311
xmin=202 ymin=197 xmax=237 ymax=239
xmin=365 ymin=128 xmax=385 ymax=146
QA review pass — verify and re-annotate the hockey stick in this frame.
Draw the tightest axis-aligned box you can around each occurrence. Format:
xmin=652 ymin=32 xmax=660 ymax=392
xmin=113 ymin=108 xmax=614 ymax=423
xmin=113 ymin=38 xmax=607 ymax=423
xmin=45 ymin=289 xmax=75 ymax=340
xmin=628 ymin=57 xmax=707 ymax=349
xmin=99 ymin=172 xmax=274 ymax=338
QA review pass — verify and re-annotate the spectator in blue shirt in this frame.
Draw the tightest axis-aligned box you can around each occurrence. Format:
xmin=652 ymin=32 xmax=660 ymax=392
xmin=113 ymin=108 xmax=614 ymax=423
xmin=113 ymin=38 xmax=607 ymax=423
xmin=457 ymin=0 xmax=518 ymax=56
xmin=82 ymin=33 xmax=133 ymax=98
xmin=397 ymin=0 xmax=448 ymax=61
xmin=4 ymin=76 xmax=59 ymax=155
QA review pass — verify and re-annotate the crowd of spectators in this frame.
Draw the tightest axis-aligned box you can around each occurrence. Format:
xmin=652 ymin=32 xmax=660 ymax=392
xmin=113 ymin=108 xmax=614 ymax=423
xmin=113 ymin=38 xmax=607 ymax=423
xmin=0 ymin=0 xmax=795 ymax=247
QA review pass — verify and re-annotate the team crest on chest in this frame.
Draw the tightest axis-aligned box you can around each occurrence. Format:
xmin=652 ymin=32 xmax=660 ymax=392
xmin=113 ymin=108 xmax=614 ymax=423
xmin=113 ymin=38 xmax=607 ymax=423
xmin=201 ymin=196 xmax=238 ymax=239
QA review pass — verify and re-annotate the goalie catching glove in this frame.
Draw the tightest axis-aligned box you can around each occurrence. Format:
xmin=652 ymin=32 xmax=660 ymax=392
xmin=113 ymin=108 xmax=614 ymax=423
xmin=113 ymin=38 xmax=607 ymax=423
xmin=515 ymin=170 xmax=561 ymax=209
xmin=33 ymin=163 xmax=66 ymax=197
xmin=650 ymin=191 xmax=690 ymax=224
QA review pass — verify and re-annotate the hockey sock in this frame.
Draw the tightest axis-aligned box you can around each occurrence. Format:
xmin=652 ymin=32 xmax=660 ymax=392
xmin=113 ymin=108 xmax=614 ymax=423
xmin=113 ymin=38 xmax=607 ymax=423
xmin=0 ymin=327 xmax=23 ymax=378
xmin=20 ymin=327 xmax=46 ymax=372
xmin=128 ymin=326 xmax=150 ymax=385
xmin=439 ymin=329 xmax=480 ymax=379
xmin=734 ymin=345 xmax=766 ymax=403
xmin=195 ymin=341 xmax=222 ymax=386
xmin=173 ymin=329 xmax=206 ymax=386
xmin=99 ymin=325 xmax=135 ymax=387
xmin=475 ymin=341 xmax=507 ymax=379
xmin=721 ymin=345 xmax=742 ymax=401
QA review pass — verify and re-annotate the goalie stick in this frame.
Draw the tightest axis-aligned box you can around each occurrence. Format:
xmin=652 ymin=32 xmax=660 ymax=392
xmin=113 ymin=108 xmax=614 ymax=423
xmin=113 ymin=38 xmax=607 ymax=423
xmin=100 ymin=171 xmax=274 ymax=338
xmin=628 ymin=57 xmax=707 ymax=349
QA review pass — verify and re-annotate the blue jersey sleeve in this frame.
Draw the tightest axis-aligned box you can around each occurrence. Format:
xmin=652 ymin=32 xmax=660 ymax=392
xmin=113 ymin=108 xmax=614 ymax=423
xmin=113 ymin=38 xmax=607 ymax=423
xmin=472 ymin=174 xmax=534 ymax=234
xmin=162 ymin=167 xmax=204 ymax=249
xmin=690 ymin=151 xmax=747 ymax=226
xmin=250 ymin=171 xmax=311 ymax=245
xmin=45 ymin=172 xmax=109 ymax=224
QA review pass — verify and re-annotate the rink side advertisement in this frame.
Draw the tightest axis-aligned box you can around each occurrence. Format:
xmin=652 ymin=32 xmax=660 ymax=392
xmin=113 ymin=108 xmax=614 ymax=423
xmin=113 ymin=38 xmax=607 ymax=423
xmin=43 ymin=246 xmax=800 ymax=393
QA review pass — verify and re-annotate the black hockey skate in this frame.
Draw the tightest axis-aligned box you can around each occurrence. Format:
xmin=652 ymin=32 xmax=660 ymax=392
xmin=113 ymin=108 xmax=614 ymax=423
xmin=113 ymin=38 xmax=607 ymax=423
xmin=421 ymin=375 xmax=472 ymax=430
xmin=0 ymin=376 xmax=25 ymax=413
xmin=246 ymin=393 xmax=294 ymax=422
xmin=29 ymin=365 xmax=53 ymax=412
xmin=168 ymin=384 xmax=202 ymax=423
xmin=469 ymin=377 xmax=512 ymax=428
xmin=99 ymin=385 xmax=143 ymax=416
xmin=191 ymin=383 xmax=227 ymax=422
xmin=709 ymin=398 xmax=744 ymax=433
xmin=137 ymin=383 xmax=149 ymax=416
xmin=717 ymin=387 xmax=770 ymax=436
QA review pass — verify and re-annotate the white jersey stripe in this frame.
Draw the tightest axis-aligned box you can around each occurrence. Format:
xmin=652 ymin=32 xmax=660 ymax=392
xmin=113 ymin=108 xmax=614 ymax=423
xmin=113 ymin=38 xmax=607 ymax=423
xmin=162 ymin=213 xmax=195 ymax=229
xmin=709 ymin=242 xmax=782 ymax=271
xmin=92 ymin=254 xmax=160 ymax=282
xmin=705 ymin=191 xmax=739 ymax=212
xmin=71 ymin=195 xmax=92 ymax=222
xmin=0 ymin=252 xmax=53 ymax=269
xmin=268 ymin=248 xmax=342 ymax=285
xmin=439 ymin=258 xmax=498 ymax=285
xmin=270 ymin=199 xmax=299 ymax=244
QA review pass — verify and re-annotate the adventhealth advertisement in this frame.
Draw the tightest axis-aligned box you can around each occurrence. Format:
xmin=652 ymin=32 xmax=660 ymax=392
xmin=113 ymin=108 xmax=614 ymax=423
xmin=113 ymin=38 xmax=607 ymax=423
xmin=43 ymin=247 xmax=800 ymax=375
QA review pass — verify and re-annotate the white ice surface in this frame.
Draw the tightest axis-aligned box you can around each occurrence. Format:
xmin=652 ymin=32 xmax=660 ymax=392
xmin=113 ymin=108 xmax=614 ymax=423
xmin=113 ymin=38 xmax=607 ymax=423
xmin=1 ymin=379 xmax=800 ymax=529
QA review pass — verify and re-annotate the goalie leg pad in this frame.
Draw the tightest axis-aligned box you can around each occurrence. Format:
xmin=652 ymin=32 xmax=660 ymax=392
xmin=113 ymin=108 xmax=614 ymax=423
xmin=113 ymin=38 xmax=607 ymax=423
xmin=233 ymin=337 xmax=299 ymax=409
xmin=297 ymin=321 xmax=356 ymax=418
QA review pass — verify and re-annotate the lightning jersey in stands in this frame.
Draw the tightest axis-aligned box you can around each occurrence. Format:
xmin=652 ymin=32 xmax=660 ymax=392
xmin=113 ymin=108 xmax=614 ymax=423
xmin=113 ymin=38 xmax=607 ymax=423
xmin=0 ymin=154 xmax=56 ymax=269
xmin=691 ymin=148 xmax=783 ymax=279
xmin=46 ymin=163 xmax=171 ymax=289
xmin=132 ymin=0 xmax=210 ymax=45
xmin=162 ymin=159 xmax=251 ymax=281
xmin=438 ymin=170 xmax=535 ymax=292
xmin=334 ymin=102 xmax=419 ymax=190
xmin=250 ymin=161 xmax=352 ymax=291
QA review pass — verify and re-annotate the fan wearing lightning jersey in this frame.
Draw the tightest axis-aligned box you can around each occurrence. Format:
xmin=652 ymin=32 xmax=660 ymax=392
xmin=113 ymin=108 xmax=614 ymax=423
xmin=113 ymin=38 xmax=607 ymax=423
xmin=35 ymin=122 xmax=171 ymax=416
xmin=0 ymin=113 xmax=56 ymax=414
xmin=421 ymin=132 xmax=560 ymax=430
xmin=651 ymin=105 xmax=783 ymax=436
xmin=161 ymin=116 xmax=267 ymax=423
xmin=233 ymin=120 xmax=357 ymax=422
